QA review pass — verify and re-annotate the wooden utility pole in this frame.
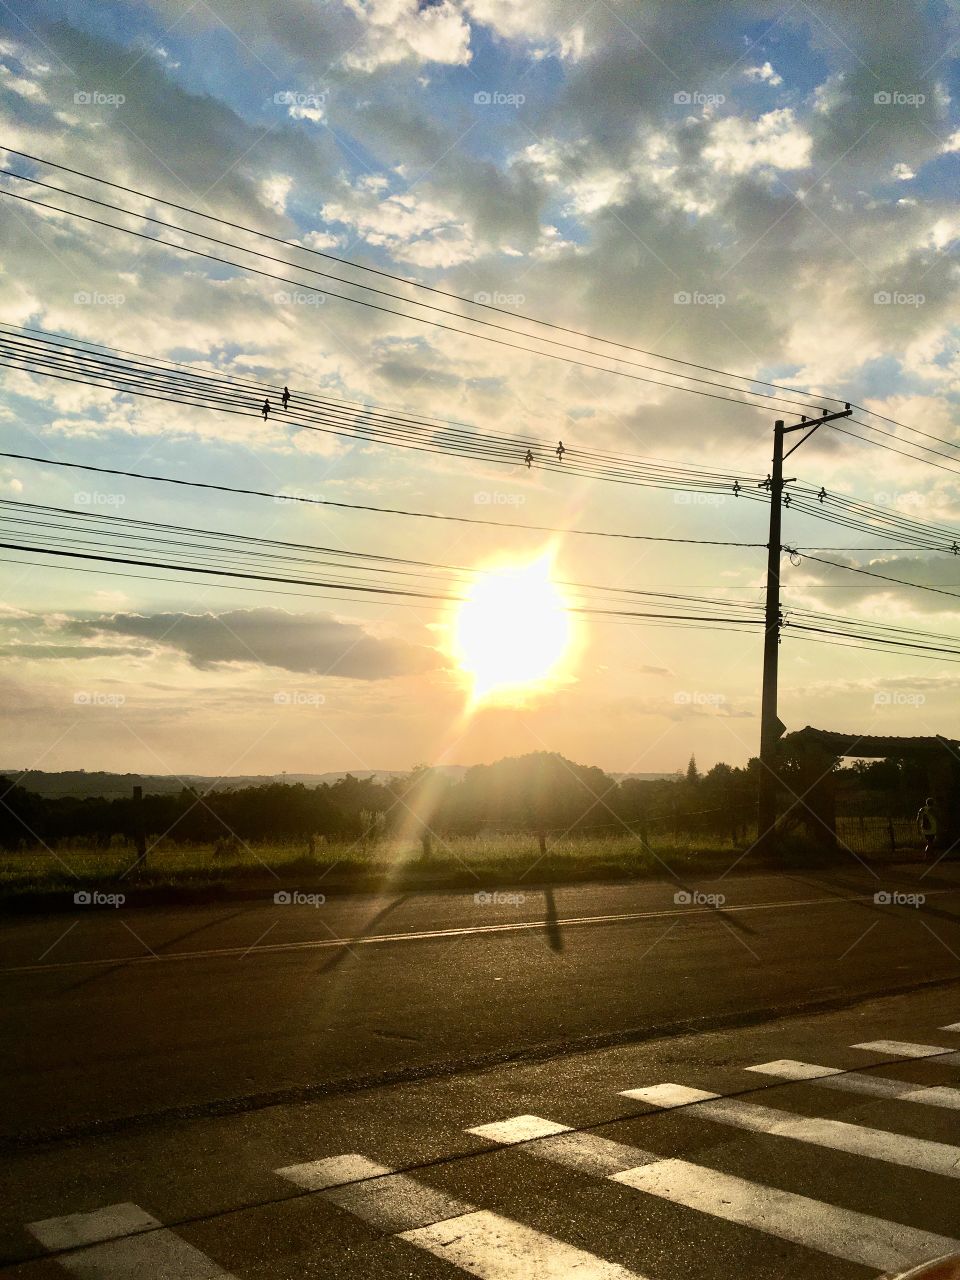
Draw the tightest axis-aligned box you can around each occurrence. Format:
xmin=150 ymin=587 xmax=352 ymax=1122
xmin=757 ymin=405 xmax=852 ymax=853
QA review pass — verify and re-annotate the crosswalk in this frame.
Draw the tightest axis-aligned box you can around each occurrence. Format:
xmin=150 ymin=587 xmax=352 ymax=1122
xmin=19 ymin=1017 xmax=960 ymax=1280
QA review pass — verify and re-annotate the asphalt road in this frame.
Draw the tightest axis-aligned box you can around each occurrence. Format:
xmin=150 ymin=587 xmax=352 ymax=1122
xmin=2 ymin=864 xmax=960 ymax=1277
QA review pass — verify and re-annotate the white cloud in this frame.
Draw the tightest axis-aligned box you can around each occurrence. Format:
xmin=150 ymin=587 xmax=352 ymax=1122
xmin=341 ymin=0 xmax=471 ymax=71
xmin=892 ymin=161 xmax=915 ymax=180
xmin=702 ymin=108 xmax=812 ymax=175
xmin=743 ymin=61 xmax=783 ymax=86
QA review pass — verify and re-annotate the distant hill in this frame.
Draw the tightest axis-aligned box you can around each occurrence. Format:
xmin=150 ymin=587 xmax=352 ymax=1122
xmin=0 ymin=769 xmax=457 ymax=799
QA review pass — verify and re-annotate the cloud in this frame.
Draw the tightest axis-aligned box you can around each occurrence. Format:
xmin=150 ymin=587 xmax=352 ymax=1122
xmin=341 ymin=0 xmax=471 ymax=71
xmin=743 ymin=62 xmax=783 ymax=87
xmin=64 ymin=608 xmax=442 ymax=678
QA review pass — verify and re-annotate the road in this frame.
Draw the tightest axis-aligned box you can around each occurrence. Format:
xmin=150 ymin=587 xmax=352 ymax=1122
xmin=2 ymin=863 xmax=960 ymax=1277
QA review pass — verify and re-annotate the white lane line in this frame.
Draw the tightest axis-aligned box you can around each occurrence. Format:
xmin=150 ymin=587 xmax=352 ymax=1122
xmin=7 ymin=888 xmax=954 ymax=974
xmin=401 ymin=1210 xmax=646 ymax=1278
xmin=468 ymin=1116 xmax=572 ymax=1144
xmin=747 ymin=1060 xmax=960 ymax=1109
xmin=622 ymin=1083 xmax=960 ymax=1177
xmin=852 ymin=1040 xmax=960 ymax=1062
xmin=276 ymin=1155 xmax=646 ymax=1277
xmin=276 ymin=1154 xmax=472 ymax=1235
xmin=276 ymin=1153 xmax=392 ymax=1190
xmin=471 ymin=1114 xmax=960 ymax=1273
xmin=27 ymin=1202 xmax=233 ymax=1278
xmin=28 ymin=1204 xmax=159 ymax=1251
xmin=613 ymin=1159 xmax=959 ymax=1275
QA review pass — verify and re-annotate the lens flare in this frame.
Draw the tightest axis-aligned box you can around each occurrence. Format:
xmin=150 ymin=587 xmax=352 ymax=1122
xmin=452 ymin=553 xmax=573 ymax=704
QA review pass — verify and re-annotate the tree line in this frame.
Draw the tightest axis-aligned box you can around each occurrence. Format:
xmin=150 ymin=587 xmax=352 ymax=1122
xmin=0 ymin=746 xmax=922 ymax=850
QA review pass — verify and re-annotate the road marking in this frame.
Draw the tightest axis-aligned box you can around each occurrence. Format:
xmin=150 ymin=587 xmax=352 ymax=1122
xmin=276 ymin=1156 xmax=645 ymax=1276
xmin=747 ymin=1060 xmax=960 ymax=1108
xmin=468 ymin=1116 xmax=572 ymax=1144
xmin=276 ymin=1154 xmax=472 ymax=1234
xmin=401 ymin=1209 xmax=646 ymax=1278
xmin=27 ymin=1201 xmax=233 ymax=1278
xmin=5 ymin=888 xmax=954 ymax=974
xmin=276 ymin=1153 xmax=391 ymax=1190
xmin=471 ymin=1115 xmax=960 ymax=1273
xmin=622 ymin=1083 xmax=960 ymax=1176
xmin=851 ymin=1040 xmax=960 ymax=1062
xmin=613 ymin=1159 xmax=959 ymax=1274
xmin=28 ymin=1204 xmax=159 ymax=1251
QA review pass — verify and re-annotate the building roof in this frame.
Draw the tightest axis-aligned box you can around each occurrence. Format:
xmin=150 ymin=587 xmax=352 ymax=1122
xmin=790 ymin=726 xmax=960 ymax=758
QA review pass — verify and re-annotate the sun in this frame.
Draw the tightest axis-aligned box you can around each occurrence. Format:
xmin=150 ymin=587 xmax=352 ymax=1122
xmin=452 ymin=552 xmax=573 ymax=704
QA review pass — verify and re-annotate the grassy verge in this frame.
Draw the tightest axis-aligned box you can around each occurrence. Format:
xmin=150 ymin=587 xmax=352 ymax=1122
xmin=0 ymin=831 xmax=927 ymax=911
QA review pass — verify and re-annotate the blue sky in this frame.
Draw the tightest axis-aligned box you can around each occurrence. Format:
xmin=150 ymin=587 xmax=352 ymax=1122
xmin=0 ymin=0 xmax=959 ymax=775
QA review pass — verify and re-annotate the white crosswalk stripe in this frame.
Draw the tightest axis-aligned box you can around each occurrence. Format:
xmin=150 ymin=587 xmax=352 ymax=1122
xmin=275 ymin=1154 xmax=647 ymax=1277
xmin=467 ymin=1114 xmax=960 ymax=1274
xmin=622 ymin=1082 xmax=960 ymax=1177
xmin=851 ymin=1040 xmax=960 ymax=1063
xmin=26 ymin=1202 xmax=234 ymax=1278
xmin=746 ymin=1059 xmax=960 ymax=1108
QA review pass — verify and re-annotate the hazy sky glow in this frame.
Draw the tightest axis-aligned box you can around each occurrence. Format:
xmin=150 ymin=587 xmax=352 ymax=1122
xmin=0 ymin=0 xmax=959 ymax=776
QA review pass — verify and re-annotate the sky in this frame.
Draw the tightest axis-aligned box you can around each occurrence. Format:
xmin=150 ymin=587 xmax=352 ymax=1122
xmin=0 ymin=0 xmax=959 ymax=778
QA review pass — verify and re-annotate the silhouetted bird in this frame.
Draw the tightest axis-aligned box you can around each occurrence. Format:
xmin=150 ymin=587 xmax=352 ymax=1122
xmin=524 ymin=449 xmax=533 ymax=469
xmin=282 ymin=386 xmax=290 ymax=410
xmin=556 ymin=440 xmax=565 ymax=461
xmin=262 ymin=398 xmax=271 ymax=421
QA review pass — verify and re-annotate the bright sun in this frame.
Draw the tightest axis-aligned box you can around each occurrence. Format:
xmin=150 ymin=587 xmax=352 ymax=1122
xmin=453 ymin=553 xmax=573 ymax=704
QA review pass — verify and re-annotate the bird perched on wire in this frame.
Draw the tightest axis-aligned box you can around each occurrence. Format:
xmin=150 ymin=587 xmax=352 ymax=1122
xmin=281 ymin=386 xmax=290 ymax=410
xmin=261 ymin=398 xmax=271 ymax=421
xmin=556 ymin=440 xmax=565 ymax=461
xmin=524 ymin=449 xmax=533 ymax=469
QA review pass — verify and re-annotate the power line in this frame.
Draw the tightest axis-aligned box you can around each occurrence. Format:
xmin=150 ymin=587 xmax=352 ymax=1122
xmin=0 ymin=450 xmax=764 ymax=546
xmin=0 ymin=181 xmax=835 ymax=416
xmin=787 ymin=549 xmax=960 ymax=604
xmin=0 ymin=328 xmax=765 ymax=492
xmin=1 ymin=145 xmax=852 ymax=412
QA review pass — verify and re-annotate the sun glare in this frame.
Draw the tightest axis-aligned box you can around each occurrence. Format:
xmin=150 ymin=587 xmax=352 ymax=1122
xmin=453 ymin=553 xmax=573 ymax=704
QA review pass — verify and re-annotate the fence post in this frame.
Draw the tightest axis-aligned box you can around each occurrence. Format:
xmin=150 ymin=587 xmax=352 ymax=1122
xmin=133 ymin=785 xmax=146 ymax=871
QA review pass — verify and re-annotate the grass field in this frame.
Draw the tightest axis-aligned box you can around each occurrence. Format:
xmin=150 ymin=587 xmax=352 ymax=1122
xmin=0 ymin=825 xmax=926 ymax=906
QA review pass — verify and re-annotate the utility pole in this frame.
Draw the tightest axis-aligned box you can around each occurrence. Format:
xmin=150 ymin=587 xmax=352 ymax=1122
xmin=757 ymin=404 xmax=852 ymax=854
